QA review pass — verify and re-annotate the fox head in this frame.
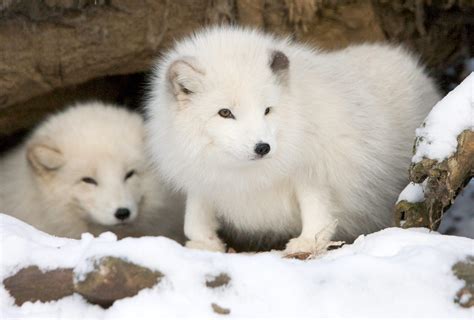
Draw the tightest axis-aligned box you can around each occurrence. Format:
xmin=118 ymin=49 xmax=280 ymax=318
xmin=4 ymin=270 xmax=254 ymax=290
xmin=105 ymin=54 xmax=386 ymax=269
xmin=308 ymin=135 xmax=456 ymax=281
xmin=26 ymin=103 xmax=149 ymax=227
xmin=161 ymin=48 xmax=290 ymax=169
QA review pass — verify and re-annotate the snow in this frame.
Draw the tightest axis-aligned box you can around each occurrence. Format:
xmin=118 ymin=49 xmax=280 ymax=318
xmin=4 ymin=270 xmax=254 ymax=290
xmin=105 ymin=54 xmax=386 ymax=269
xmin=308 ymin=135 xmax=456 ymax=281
xmin=1 ymin=214 xmax=472 ymax=319
xmin=412 ymin=72 xmax=473 ymax=163
xmin=397 ymin=180 xmax=426 ymax=203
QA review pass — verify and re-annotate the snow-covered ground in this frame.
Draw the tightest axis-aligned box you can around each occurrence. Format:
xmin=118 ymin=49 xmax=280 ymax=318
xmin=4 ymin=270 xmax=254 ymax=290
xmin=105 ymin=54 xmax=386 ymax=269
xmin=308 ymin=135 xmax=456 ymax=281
xmin=0 ymin=214 xmax=472 ymax=319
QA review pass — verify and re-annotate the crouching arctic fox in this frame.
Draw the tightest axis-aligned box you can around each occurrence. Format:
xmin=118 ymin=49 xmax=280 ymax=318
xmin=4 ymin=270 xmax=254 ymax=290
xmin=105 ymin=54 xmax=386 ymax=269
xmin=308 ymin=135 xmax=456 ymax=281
xmin=0 ymin=102 xmax=184 ymax=240
xmin=146 ymin=27 xmax=440 ymax=253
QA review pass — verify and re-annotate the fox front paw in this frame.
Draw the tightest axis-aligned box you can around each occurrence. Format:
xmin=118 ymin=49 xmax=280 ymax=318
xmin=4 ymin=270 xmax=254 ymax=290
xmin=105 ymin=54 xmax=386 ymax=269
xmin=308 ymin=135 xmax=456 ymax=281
xmin=284 ymin=236 xmax=343 ymax=258
xmin=185 ymin=239 xmax=226 ymax=252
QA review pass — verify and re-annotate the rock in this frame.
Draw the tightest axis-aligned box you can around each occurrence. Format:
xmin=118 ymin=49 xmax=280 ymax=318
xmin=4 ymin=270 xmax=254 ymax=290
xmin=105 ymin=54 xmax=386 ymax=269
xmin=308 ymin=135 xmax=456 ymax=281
xmin=74 ymin=256 xmax=164 ymax=308
xmin=3 ymin=266 xmax=73 ymax=306
xmin=211 ymin=302 xmax=231 ymax=315
xmin=2 ymin=0 xmax=471 ymax=144
xmin=452 ymin=256 xmax=474 ymax=308
xmin=206 ymin=273 xmax=231 ymax=288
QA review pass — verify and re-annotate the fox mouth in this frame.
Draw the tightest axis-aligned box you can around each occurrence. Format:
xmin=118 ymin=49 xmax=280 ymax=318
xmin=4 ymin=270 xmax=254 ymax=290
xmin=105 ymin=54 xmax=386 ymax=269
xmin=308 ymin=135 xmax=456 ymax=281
xmin=216 ymin=149 xmax=272 ymax=166
xmin=112 ymin=220 xmax=133 ymax=227
xmin=71 ymin=197 xmax=139 ymax=226
xmin=250 ymin=154 xmax=271 ymax=161
xmin=87 ymin=215 xmax=134 ymax=226
xmin=83 ymin=209 xmax=136 ymax=226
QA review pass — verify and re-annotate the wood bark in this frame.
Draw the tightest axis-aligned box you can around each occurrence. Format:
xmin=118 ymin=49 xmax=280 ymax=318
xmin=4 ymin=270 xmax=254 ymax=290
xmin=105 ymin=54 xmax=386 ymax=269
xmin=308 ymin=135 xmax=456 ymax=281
xmin=395 ymin=130 xmax=474 ymax=230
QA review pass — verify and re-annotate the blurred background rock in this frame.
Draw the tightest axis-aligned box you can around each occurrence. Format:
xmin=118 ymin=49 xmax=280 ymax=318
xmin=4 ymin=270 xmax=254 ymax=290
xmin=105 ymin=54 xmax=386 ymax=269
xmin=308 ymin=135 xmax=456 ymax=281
xmin=0 ymin=0 xmax=472 ymax=151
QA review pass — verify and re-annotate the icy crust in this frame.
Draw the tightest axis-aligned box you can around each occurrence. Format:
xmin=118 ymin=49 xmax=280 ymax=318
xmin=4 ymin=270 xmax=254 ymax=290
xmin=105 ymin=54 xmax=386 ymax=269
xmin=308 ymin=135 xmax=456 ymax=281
xmin=412 ymin=72 xmax=473 ymax=163
xmin=1 ymin=214 xmax=472 ymax=319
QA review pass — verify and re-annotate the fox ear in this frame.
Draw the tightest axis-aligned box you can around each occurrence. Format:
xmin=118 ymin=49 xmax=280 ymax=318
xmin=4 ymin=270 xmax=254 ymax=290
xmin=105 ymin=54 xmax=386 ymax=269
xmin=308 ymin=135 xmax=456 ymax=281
xmin=269 ymin=50 xmax=289 ymax=83
xmin=167 ymin=57 xmax=204 ymax=103
xmin=27 ymin=143 xmax=65 ymax=175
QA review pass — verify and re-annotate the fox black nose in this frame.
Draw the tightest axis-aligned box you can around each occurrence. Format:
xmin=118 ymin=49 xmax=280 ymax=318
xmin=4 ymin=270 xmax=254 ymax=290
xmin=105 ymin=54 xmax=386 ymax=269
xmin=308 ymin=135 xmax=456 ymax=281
xmin=254 ymin=142 xmax=271 ymax=156
xmin=115 ymin=208 xmax=130 ymax=220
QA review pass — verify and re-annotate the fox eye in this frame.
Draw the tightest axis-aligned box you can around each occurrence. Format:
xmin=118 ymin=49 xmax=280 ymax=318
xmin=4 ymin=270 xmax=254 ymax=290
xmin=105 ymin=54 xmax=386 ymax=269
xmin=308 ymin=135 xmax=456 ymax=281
xmin=265 ymin=107 xmax=272 ymax=115
xmin=218 ymin=108 xmax=235 ymax=119
xmin=125 ymin=170 xmax=135 ymax=181
xmin=82 ymin=177 xmax=98 ymax=185
xmin=179 ymin=84 xmax=193 ymax=95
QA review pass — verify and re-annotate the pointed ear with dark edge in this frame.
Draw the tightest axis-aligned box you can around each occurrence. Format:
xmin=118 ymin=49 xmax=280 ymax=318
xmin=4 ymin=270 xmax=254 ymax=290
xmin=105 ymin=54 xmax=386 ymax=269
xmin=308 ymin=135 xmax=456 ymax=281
xmin=167 ymin=57 xmax=204 ymax=104
xmin=269 ymin=50 xmax=289 ymax=83
xmin=27 ymin=144 xmax=65 ymax=175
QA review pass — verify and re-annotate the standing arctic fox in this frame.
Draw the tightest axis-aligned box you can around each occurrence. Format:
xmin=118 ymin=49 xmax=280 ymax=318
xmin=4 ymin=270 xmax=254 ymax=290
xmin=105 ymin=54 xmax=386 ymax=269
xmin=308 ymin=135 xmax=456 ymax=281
xmin=0 ymin=102 xmax=184 ymax=240
xmin=146 ymin=27 xmax=440 ymax=254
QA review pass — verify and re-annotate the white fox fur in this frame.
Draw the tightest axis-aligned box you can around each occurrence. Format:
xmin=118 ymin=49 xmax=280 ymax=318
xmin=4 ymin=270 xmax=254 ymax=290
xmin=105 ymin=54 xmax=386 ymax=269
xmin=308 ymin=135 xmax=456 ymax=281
xmin=0 ymin=102 xmax=184 ymax=241
xmin=146 ymin=27 xmax=440 ymax=253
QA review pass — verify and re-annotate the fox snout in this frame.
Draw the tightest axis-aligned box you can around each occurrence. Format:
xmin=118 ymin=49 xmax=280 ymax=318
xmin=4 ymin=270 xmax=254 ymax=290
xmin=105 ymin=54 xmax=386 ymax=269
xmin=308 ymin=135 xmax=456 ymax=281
xmin=114 ymin=207 xmax=131 ymax=221
xmin=254 ymin=142 xmax=271 ymax=157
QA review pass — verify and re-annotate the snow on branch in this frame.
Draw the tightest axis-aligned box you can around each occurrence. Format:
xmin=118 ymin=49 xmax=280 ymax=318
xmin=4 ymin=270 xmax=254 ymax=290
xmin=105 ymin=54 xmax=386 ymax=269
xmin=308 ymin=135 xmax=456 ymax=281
xmin=395 ymin=73 xmax=473 ymax=230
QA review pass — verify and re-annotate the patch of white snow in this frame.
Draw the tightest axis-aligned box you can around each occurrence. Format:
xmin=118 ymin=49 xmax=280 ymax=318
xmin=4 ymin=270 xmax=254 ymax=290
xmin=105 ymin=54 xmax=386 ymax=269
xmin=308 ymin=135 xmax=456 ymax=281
xmin=397 ymin=180 xmax=427 ymax=204
xmin=0 ymin=214 xmax=472 ymax=319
